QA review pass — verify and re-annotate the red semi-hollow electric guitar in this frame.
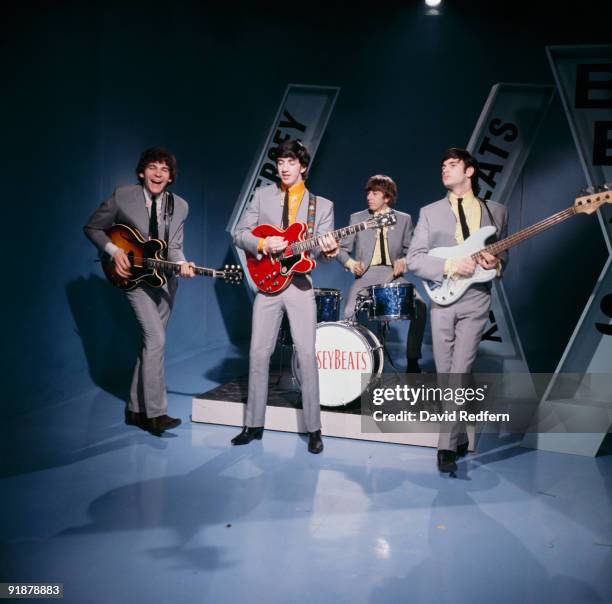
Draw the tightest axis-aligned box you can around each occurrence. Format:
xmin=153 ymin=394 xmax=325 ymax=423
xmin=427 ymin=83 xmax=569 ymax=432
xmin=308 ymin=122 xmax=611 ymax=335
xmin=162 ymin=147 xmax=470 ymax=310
xmin=247 ymin=212 xmax=397 ymax=294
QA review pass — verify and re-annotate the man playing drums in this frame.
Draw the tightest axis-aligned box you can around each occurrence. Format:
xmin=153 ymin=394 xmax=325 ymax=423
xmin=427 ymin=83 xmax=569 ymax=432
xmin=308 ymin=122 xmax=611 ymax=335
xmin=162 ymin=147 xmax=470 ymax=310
xmin=336 ymin=175 xmax=426 ymax=372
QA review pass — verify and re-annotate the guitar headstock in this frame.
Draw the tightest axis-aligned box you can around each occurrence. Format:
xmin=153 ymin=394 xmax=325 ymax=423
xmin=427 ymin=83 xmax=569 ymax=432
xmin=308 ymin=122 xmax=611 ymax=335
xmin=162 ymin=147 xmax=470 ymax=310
xmin=220 ymin=265 xmax=244 ymax=285
xmin=369 ymin=211 xmax=397 ymax=229
xmin=574 ymin=184 xmax=612 ymax=215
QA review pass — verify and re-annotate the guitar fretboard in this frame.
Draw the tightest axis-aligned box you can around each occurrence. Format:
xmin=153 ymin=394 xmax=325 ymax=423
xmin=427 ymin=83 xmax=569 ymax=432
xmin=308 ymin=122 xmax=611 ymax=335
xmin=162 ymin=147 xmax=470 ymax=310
xmin=143 ymin=257 xmax=218 ymax=277
xmin=474 ymin=206 xmax=577 ymax=259
xmin=289 ymin=220 xmax=374 ymax=256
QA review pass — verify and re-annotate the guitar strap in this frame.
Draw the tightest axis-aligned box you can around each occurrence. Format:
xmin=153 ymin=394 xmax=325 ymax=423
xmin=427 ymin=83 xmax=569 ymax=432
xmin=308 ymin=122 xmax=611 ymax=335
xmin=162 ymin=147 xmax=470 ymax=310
xmin=163 ymin=191 xmax=175 ymax=259
xmin=480 ymin=198 xmax=498 ymax=241
xmin=306 ymin=192 xmax=317 ymax=237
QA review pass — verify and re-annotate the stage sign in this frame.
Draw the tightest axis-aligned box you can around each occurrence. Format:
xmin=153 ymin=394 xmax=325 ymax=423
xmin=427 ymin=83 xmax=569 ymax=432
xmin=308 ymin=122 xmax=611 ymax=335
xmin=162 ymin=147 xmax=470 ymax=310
xmin=468 ymin=83 xmax=555 ymax=371
xmin=523 ymin=46 xmax=612 ymax=456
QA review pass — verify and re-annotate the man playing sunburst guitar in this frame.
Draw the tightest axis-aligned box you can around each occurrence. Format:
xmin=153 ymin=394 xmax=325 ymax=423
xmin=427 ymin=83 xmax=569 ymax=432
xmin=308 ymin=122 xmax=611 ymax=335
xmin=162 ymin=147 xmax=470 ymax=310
xmin=84 ymin=147 xmax=195 ymax=436
xmin=407 ymin=148 xmax=508 ymax=473
xmin=232 ymin=139 xmax=338 ymax=454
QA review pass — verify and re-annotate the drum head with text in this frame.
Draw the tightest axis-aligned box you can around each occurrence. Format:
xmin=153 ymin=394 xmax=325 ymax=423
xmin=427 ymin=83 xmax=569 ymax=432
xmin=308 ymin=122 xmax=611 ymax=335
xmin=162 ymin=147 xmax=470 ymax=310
xmin=293 ymin=322 xmax=382 ymax=407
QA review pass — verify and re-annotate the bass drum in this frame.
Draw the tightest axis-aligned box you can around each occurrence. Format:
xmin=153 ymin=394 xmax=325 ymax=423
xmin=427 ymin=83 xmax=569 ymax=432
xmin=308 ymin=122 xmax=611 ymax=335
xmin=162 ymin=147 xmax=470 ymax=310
xmin=292 ymin=321 xmax=384 ymax=407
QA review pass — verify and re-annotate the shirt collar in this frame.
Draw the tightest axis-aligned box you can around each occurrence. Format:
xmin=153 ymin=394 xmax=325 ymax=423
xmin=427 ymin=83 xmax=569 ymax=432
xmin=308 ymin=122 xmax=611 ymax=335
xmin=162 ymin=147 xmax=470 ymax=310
xmin=143 ymin=187 xmax=166 ymax=205
xmin=368 ymin=206 xmax=391 ymax=216
xmin=372 ymin=205 xmax=391 ymax=216
xmin=280 ymin=180 xmax=305 ymax=198
xmin=448 ymin=190 xmax=477 ymax=206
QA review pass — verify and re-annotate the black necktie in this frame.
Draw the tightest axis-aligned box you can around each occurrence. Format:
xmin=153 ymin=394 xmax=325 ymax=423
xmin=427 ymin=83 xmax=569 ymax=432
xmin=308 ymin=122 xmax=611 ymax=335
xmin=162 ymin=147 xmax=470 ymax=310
xmin=281 ymin=189 xmax=289 ymax=229
xmin=149 ymin=194 xmax=159 ymax=239
xmin=457 ymin=197 xmax=470 ymax=241
xmin=379 ymin=229 xmax=388 ymax=265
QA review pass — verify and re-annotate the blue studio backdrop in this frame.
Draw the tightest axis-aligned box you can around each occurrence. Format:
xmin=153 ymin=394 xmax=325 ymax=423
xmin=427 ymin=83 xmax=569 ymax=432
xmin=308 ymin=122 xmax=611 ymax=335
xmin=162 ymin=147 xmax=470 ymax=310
xmin=2 ymin=1 xmax=609 ymax=419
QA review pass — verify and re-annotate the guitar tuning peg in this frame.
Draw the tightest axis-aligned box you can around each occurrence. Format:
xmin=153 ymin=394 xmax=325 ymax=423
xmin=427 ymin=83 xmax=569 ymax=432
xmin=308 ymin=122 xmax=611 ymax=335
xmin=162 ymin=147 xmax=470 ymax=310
xmin=598 ymin=183 xmax=610 ymax=192
xmin=581 ymin=186 xmax=595 ymax=195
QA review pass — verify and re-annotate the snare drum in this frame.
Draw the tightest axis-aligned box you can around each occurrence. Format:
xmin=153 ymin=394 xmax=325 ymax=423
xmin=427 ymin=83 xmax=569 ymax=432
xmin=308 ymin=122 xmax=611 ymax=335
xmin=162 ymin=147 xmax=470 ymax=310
xmin=357 ymin=282 xmax=415 ymax=321
xmin=292 ymin=321 xmax=383 ymax=407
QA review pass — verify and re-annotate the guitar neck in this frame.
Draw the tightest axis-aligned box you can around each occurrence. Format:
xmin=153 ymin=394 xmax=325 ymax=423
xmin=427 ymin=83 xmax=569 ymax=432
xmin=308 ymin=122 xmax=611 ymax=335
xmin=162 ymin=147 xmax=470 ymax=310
xmin=289 ymin=220 xmax=372 ymax=255
xmin=479 ymin=206 xmax=577 ymax=258
xmin=143 ymin=257 xmax=219 ymax=277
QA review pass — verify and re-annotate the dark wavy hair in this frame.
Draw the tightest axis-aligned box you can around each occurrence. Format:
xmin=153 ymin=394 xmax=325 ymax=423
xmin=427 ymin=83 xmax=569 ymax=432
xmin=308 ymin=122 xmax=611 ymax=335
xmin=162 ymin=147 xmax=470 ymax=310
xmin=441 ymin=147 xmax=480 ymax=195
xmin=136 ymin=147 xmax=177 ymax=185
xmin=365 ymin=174 xmax=398 ymax=206
xmin=272 ymin=139 xmax=311 ymax=178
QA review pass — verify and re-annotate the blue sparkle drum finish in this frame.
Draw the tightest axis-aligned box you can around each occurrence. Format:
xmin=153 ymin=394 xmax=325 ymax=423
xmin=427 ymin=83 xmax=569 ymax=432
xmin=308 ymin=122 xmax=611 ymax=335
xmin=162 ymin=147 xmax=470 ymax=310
xmin=278 ymin=288 xmax=343 ymax=347
xmin=363 ymin=282 xmax=415 ymax=321
xmin=314 ymin=288 xmax=342 ymax=323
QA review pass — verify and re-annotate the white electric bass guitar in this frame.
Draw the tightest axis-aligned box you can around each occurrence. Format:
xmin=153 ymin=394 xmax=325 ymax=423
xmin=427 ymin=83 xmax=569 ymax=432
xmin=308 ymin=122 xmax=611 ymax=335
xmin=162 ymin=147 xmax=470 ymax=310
xmin=424 ymin=187 xmax=612 ymax=306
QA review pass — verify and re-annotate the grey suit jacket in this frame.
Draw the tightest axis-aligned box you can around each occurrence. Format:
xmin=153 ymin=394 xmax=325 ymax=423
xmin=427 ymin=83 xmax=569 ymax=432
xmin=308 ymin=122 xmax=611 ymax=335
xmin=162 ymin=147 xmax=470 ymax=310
xmin=84 ymin=184 xmax=188 ymax=264
xmin=406 ymin=196 xmax=508 ymax=286
xmin=233 ymin=183 xmax=334 ymax=262
xmin=336 ymin=209 xmax=413 ymax=269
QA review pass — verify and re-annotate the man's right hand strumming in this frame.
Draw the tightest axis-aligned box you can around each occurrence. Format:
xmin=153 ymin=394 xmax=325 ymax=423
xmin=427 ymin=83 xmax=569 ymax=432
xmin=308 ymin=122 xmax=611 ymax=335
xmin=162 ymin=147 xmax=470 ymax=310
xmin=113 ymin=248 xmax=132 ymax=278
xmin=264 ymin=236 xmax=288 ymax=255
xmin=445 ymin=257 xmax=477 ymax=279
xmin=455 ymin=257 xmax=477 ymax=277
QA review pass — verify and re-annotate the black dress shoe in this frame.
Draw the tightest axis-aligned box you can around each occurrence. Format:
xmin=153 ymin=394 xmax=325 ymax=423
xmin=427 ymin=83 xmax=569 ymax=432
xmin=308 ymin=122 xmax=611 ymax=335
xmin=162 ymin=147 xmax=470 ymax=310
xmin=231 ymin=426 xmax=264 ymax=445
xmin=147 ymin=414 xmax=181 ymax=436
xmin=308 ymin=430 xmax=323 ymax=454
xmin=125 ymin=410 xmax=145 ymax=428
xmin=456 ymin=441 xmax=469 ymax=458
xmin=406 ymin=359 xmax=422 ymax=373
xmin=437 ymin=449 xmax=457 ymax=473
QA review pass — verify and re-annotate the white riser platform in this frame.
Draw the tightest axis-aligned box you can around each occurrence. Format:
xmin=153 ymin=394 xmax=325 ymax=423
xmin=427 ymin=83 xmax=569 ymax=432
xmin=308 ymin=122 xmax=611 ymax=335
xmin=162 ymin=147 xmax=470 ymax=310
xmin=191 ymin=396 xmax=475 ymax=448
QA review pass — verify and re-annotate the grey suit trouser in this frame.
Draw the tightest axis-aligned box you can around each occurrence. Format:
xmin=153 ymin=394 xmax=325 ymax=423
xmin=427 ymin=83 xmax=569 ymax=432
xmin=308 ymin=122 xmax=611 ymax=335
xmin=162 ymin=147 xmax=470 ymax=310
xmin=246 ymin=280 xmax=321 ymax=433
xmin=343 ymin=265 xmax=426 ymax=360
xmin=431 ymin=288 xmax=490 ymax=451
xmin=125 ymin=283 xmax=175 ymax=419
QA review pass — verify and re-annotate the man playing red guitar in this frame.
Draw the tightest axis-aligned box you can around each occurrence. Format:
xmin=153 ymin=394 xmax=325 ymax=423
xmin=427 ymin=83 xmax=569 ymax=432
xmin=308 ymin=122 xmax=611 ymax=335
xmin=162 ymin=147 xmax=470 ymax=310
xmin=232 ymin=139 xmax=338 ymax=453
xmin=84 ymin=148 xmax=195 ymax=436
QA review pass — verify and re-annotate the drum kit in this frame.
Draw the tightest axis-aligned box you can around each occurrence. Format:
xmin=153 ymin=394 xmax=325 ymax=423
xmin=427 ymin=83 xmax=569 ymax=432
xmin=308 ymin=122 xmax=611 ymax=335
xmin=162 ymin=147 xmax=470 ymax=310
xmin=280 ymin=283 xmax=416 ymax=408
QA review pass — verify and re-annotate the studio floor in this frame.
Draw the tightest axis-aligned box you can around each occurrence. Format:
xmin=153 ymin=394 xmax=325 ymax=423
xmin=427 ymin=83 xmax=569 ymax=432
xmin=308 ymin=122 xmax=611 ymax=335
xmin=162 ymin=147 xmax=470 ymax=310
xmin=1 ymin=343 xmax=611 ymax=604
